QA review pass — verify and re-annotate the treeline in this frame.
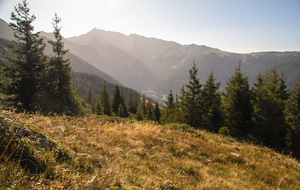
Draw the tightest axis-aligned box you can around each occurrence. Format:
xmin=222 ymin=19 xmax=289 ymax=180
xmin=83 ymin=85 xmax=161 ymax=121
xmin=161 ymin=59 xmax=300 ymax=158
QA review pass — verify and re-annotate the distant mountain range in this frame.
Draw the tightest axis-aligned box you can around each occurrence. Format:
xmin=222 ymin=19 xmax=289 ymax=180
xmin=1 ymin=18 xmax=300 ymax=102
xmin=65 ymin=28 xmax=300 ymax=101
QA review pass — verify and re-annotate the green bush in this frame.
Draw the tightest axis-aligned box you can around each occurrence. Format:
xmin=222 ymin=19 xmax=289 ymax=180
xmin=218 ymin=126 xmax=230 ymax=136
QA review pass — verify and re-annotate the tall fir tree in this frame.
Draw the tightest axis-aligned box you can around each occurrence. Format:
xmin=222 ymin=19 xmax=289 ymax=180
xmin=285 ymin=77 xmax=300 ymax=158
xmin=154 ymin=102 xmax=161 ymax=123
xmin=100 ymin=82 xmax=111 ymax=116
xmin=165 ymin=90 xmax=175 ymax=109
xmin=222 ymin=63 xmax=253 ymax=137
xmin=128 ymin=90 xmax=139 ymax=114
xmin=95 ymin=98 xmax=102 ymax=115
xmin=128 ymin=90 xmax=135 ymax=114
xmin=85 ymin=89 xmax=95 ymax=113
xmin=142 ymin=94 xmax=147 ymax=115
xmin=201 ymin=70 xmax=223 ymax=132
xmin=5 ymin=0 xmax=47 ymax=112
xmin=252 ymin=68 xmax=288 ymax=148
xmin=48 ymin=13 xmax=81 ymax=114
xmin=180 ymin=60 xmax=202 ymax=127
xmin=120 ymin=91 xmax=128 ymax=117
xmin=111 ymin=84 xmax=122 ymax=114
xmin=146 ymin=100 xmax=154 ymax=120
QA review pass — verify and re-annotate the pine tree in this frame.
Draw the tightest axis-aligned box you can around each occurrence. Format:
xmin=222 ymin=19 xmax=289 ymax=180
xmin=95 ymin=99 xmax=102 ymax=115
xmin=165 ymin=90 xmax=175 ymax=109
xmin=100 ymin=82 xmax=111 ymax=116
xmin=285 ymin=77 xmax=300 ymax=158
xmin=201 ymin=70 xmax=223 ymax=132
xmin=252 ymin=68 xmax=288 ymax=148
xmin=48 ymin=13 xmax=77 ymax=114
xmin=180 ymin=60 xmax=202 ymax=127
xmin=86 ymin=89 xmax=93 ymax=104
xmin=118 ymin=104 xmax=125 ymax=117
xmin=112 ymin=84 xmax=122 ymax=114
xmin=120 ymin=91 xmax=128 ymax=117
xmin=128 ymin=90 xmax=135 ymax=113
xmin=222 ymin=63 xmax=253 ymax=137
xmin=128 ymin=90 xmax=139 ymax=114
xmin=5 ymin=0 xmax=47 ymax=112
xmin=154 ymin=102 xmax=161 ymax=123
xmin=146 ymin=100 xmax=154 ymax=120
xmin=142 ymin=94 xmax=147 ymax=115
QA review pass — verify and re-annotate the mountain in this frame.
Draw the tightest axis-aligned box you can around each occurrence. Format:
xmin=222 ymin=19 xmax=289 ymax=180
xmin=0 ymin=19 xmax=14 ymax=41
xmin=2 ymin=17 xmax=300 ymax=102
xmin=67 ymin=29 xmax=157 ymax=92
xmin=40 ymin=32 xmax=120 ymax=85
xmin=67 ymin=28 xmax=300 ymax=101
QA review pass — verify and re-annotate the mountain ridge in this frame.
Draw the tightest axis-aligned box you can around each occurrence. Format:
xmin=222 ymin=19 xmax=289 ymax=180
xmin=1 ymin=18 xmax=300 ymax=102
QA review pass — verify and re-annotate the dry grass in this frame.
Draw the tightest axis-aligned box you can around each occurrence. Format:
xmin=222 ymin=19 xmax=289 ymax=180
xmin=1 ymin=111 xmax=299 ymax=189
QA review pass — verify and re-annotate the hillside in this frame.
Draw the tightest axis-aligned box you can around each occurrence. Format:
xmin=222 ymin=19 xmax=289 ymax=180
xmin=72 ymin=72 xmax=142 ymax=102
xmin=1 ymin=111 xmax=299 ymax=189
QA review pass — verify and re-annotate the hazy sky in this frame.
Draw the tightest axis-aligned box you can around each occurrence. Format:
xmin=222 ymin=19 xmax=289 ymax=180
xmin=1 ymin=0 xmax=300 ymax=53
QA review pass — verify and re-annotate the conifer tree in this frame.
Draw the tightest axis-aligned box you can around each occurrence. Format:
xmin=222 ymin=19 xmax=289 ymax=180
xmin=100 ymin=82 xmax=111 ymax=116
xmin=222 ymin=63 xmax=253 ymax=137
xmin=118 ymin=104 xmax=125 ymax=117
xmin=252 ymin=68 xmax=288 ymax=148
xmin=285 ymin=77 xmax=300 ymax=158
xmin=180 ymin=60 xmax=202 ymax=127
xmin=128 ymin=90 xmax=135 ymax=114
xmin=112 ymin=84 xmax=122 ymax=114
xmin=142 ymin=94 xmax=147 ymax=115
xmin=120 ymin=91 xmax=128 ymax=117
xmin=146 ymin=100 xmax=154 ymax=120
xmin=5 ymin=0 xmax=47 ymax=111
xmin=95 ymin=99 xmax=102 ymax=115
xmin=201 ymin=70 xmax=223 ymax=132
xmin=48 ymin=13 xmax=80 ymax=114
xmin=165 ymin=90 xmax=175 ymax=109
xmin=154 ymin=102 xmax=161 ymax=123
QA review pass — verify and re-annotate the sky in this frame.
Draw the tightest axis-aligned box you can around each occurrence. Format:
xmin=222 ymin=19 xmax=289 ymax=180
xmin=0 ymin=0 xmax=300 ymax=53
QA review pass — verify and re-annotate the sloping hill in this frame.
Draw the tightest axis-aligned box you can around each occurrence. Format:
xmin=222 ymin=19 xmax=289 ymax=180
xmin=1 ymin=111 xmax=299 ymax=189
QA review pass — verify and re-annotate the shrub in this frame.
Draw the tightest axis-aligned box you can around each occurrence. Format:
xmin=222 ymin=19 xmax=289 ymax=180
xmin=218 ymin=126 xmax=230 ymax=136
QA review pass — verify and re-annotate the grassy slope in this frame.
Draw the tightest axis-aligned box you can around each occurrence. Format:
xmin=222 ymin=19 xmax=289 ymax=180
xmin=1 ymin=111 xmax=299 ymax=189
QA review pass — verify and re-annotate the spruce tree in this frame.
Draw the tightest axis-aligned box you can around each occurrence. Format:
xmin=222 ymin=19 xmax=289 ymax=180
xmin=100 ymin=82 xmax=111 ymax=116
xmin=201 ymin=70 xmax=223 ymax=132
xmin=165 ymin=90 xmax=175 ymax=109
xmin=85 ymin=89 xmax=95 ymax=113
xmin=146 ymin=100 xmax=154 ymax=120
xmin=154 ymin=102 xmax=161 ymax=123
xmin=142 ymin=94 xmax=147 ymax=115
xmin=180 ymin=60 xmax=202 ymax=127
xmin=285 ymin=77 xmax=300 ymax=158
xmin=120 ymin=91 xmax=128 ymax=117
xmin=252 ymin=68 xmax=288 ymax=148
xmin=118 ymin=104 xmax=125 ymax=117
xmin=48 ymin=13 xmax=80 ymax=114
xmin=5 ymin=0 xmax=47 ymax=112
xmin=112 ymin=84 xmax=122 ymax=114
xmin=95 ymin=99 xmax=102 ymax=115
xmin=128 ymin=90 xmax=135 ymax=113
xmin=222 ymin=63 xmax=253 ymax=137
